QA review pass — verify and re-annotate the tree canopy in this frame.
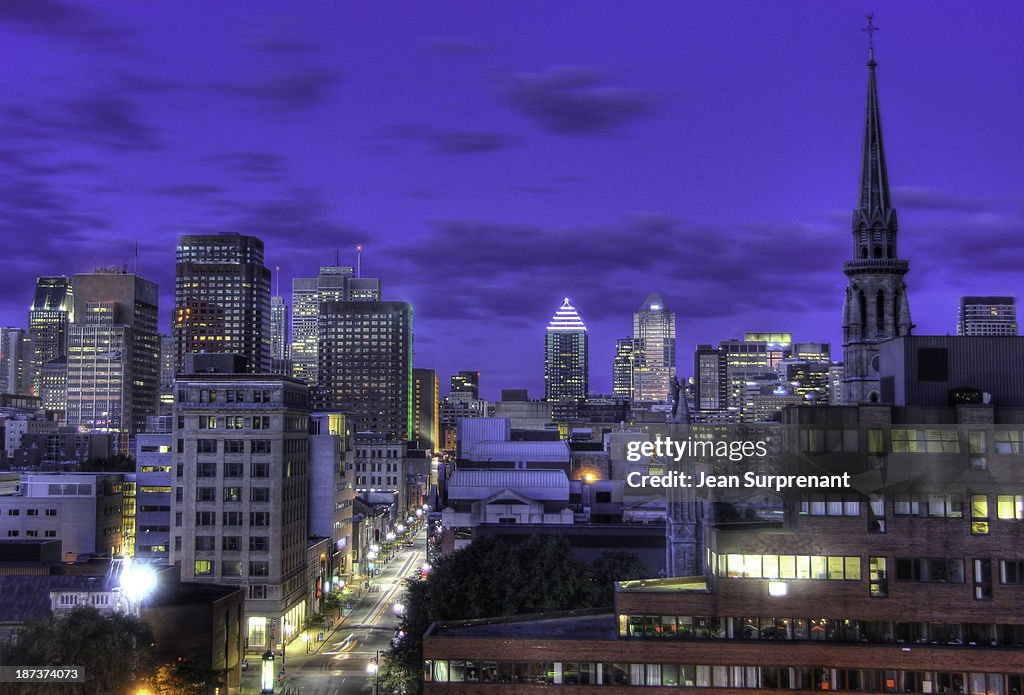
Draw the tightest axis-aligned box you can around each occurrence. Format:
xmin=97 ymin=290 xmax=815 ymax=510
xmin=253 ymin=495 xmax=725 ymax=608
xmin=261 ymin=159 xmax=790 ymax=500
xmin=384 ymin=534 xmax=648 ymax=694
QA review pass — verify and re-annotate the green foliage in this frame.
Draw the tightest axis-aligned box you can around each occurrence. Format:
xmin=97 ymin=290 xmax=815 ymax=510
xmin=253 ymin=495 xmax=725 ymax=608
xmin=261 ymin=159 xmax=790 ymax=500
xmin=322 ymin=591 xmax=343 ymax=612
xmin=305 ymin=612 xmax=327 ymax=629
xmin=384 ymin=535 xmax=648 ymax=695
xmin=0 ymin=605 xmax=155 ymax=695
xmin=150 ymin=659 xmax=220 ymax=695
xmin=585 ymin=550 xmax=648 ymax=606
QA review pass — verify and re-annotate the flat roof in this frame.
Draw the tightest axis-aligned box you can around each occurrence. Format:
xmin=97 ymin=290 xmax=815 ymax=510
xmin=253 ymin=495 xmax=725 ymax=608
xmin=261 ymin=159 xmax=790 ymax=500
xmin=617 ymin=576 xmax=709 ymax=592
xmin=430 ymin=610 xmax=615 ymax=640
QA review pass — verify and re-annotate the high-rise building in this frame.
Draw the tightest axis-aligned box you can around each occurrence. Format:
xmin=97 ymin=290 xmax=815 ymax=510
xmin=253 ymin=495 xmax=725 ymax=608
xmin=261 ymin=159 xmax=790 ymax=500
xmin=66 ymin=269 xmax=159 ymax=451
xmin=0 ymin=327 xmax=34 ymax=396
xmin=318 ymin=299 xmax=413 ymax=441
xmin=171 ymin=362 xmax=312 ymax=653
xmin=174 ymin=233 xmax=272 ymax=374
xmin=841 ymin=46 xmax=912 ymax=404
xmin=694 ymin=344 xmax=727 ymax=412
xmin=290 ymin=266 xmax=382 ymax=385
xmin=544 ymin=298 xmax=588 ymax=403
xmin=413 ymin=368 xmax=440 ymax=451
xmin=39 ymin=358 xmax=67 ymax=413
xmin=958 ymin=296 xmax=1017 ymax=336
xmin=270 ymin=295 xmax=290 ymax=360
xmin=28 ymin=276 xmax=73 ymax=395
xmin=612 ymin=338 xmax=640 ymax=399
xmin=449 ymin=371 xmax=480 ymax=400
xmin=632 ymin=293 xmax=676 ymax=403
xmin=158 ymin=334 xmax=175 ymax=416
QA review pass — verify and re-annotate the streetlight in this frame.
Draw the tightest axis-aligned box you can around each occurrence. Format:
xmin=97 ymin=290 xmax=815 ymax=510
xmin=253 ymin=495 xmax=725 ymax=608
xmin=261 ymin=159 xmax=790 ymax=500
xmin=366 ymin=650 xmax=384 ymax=695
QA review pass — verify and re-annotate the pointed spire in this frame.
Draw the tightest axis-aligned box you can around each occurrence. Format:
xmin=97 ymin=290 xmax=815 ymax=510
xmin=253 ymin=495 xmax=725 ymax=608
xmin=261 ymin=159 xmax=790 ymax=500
xmin=856 ymin=14 xmax=894 ymax=227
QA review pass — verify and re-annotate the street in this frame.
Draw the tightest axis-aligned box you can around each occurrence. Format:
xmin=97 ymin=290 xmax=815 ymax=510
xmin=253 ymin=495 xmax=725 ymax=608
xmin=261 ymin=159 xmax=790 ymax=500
xmin=240 ymin=533 xmax=424 ymax=695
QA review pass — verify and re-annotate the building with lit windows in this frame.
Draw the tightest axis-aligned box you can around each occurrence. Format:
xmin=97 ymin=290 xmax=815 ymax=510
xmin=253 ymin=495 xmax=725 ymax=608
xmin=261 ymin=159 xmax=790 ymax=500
xmin=173 ymin=233 xmax=272 ymax=374
xmin=613 ymin=338 xmax=640 ymax=399
xmin=270 ymin=295 xmax=290 ymax=361
xmin=170 ymin=358 xmax=312 ymax=655
xmin=0 ymin=473 xmax=125 ymax=559
xmin=450 ymin=371 xmax=480 ymax=400
xmin=290 ymin=266 xmax=382 ymax=385
xmin=66 ymin=269 xmax=159 ymax=452
xmin=28 ymin=276 xmax=73 ymax=396
xmin=414 ymin=368 xmax=440 ymax=451
xmin=632 ymin=294 xmax=676 ymax=404
xmin=135 ymin=432 xmax=172 ymax=564
xmin=544 ymin=299 xmax=589 ymax=404
xmin=958 ymin=296 xmax=1017 ymax=336
xmin=0 ymin=327 xmax=33 ymax=396
xmin=423 ymin=402 xmax=1024 ymax=692
xmin=317 ymin=299 xmax=413 ymax=441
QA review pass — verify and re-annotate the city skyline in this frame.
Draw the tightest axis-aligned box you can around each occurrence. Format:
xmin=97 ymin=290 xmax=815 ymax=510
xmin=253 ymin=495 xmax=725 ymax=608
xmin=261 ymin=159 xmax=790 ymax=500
xmin=2 ymin=3 xmax=1023 ymax=398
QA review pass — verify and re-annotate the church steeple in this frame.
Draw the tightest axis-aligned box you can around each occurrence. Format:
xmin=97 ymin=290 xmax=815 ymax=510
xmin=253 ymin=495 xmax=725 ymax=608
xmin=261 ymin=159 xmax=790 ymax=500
xmin=856 ymin=45 xmax=894 ymax=231
xmin=841 ymin=15 xmax=912 ymax=405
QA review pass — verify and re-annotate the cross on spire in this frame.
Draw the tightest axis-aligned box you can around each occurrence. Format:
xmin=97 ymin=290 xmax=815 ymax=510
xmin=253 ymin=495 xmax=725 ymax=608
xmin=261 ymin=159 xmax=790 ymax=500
xmin=863 ymin=13 xmax=879 ymax=64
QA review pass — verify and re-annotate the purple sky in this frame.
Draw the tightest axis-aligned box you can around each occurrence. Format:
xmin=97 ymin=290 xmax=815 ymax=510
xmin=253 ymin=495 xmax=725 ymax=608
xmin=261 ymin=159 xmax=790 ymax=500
xmin=2 ymin=2 xmax=1023 ymax=400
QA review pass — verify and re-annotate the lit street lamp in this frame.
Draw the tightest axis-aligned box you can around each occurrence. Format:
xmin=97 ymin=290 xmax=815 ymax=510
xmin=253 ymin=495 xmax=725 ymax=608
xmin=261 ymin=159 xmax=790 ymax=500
xmin=366 ymin=650 xmax=385 ymax=695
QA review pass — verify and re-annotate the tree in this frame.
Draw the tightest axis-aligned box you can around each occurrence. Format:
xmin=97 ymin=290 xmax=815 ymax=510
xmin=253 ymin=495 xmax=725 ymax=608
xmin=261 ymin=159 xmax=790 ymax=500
xmin=150 ymin=659 xmax=220 ymax=695
xmin=385 ymin=536 xmax=645 ymax=694
xmin=0 ymin=605 xmax=155 ymax=695
xmin=585 ymin=550 xmax=648 ymax=606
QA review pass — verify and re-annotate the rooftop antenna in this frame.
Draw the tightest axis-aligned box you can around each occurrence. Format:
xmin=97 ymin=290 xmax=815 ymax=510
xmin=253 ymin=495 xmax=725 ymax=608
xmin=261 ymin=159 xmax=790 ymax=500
xmin=274 ymin=265 xmax=280 ymax=296
xmin=863 ymin=13 xmax=879 ymax=62
xmin=356 ymin=244 xmax=363 ymax=278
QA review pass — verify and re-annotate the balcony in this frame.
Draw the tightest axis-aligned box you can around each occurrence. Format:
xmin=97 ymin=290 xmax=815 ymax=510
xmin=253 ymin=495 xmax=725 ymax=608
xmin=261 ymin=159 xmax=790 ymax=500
xmin=843 ymin=259 xmax=909 ymax=275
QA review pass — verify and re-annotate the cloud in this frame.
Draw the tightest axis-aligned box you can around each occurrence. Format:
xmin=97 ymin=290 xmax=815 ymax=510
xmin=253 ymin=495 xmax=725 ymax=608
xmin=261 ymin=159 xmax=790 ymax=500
xmin=1 ymin=94 xmax=160 ymax=152
xmin=505 ymin=66 xmax=657 ymax=135
xmin=154 ymin=184 xmax=226 ymax=198
xmin=225 ymin=68 xmax=340 ymax=111
xmin=893 ymin=185 xmax=991 ymax=213
xmin=211 ymin=152 xmax=288 ymax=182
xmin=0 ymin=0 xmax=122 ymax=46
xmin=386 ymin=214 xmax=846 ymax=328
xmin=384 ymin=125 xmax=516 ymax=154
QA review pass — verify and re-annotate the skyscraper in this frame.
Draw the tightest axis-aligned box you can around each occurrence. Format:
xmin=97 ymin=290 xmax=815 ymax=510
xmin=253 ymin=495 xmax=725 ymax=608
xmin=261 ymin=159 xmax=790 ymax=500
xmin=174 ymin=233 xmax=272 ymax=374
xmin=631 ymin=293 xmax=676 ymax=403
xmin=66 ymin=269 xmax=159 ymax=451
xmin=413 ymin=368 xmax=439 ymax=452
xmin=841 ymin=45 xmax=912 ymax=404
xmin=958 ymin=296 xmax=1017 ymax=336
xmin=270 ymin=295 xmax=290 ymax=361
xmin=318 ymin=299 xmax=413 ymax=441
xmin=694 ymin=344 xmax=727 ymax=412
xmin=543 ymin=298 xmax=588 ymax=402
xmin=28 ymin=276 xmax=73 ymax=395
xmin=290 ymin=265 xmax=382 ymax=385
xmin=612 ymin=338 xmax=640 ymax=399
xmin=0 ymin=327 xmax=33 ymax=396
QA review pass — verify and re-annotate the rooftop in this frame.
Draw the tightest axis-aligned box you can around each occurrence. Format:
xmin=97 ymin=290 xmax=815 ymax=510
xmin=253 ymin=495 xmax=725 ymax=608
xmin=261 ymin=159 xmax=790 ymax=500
xmin=429 ymin=609 xmax=615 ymax=640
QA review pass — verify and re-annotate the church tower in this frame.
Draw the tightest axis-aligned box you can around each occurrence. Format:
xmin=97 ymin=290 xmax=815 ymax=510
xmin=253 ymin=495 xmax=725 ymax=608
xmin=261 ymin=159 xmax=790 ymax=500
xmin=842 ymin=24 xmax=912 ymax=404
